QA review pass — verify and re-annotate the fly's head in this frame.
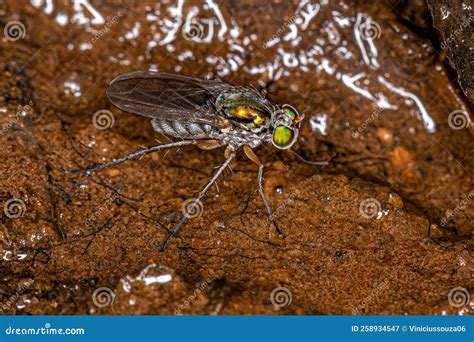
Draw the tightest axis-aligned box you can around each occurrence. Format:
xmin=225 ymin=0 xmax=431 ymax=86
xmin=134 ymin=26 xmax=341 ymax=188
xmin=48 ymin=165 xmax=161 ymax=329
xmin=270 ymin=104 xmax=304 ymax=150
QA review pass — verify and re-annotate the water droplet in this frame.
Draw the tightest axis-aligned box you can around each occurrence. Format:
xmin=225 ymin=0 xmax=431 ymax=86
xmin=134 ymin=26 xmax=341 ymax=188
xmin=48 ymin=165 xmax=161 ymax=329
xmin=136 ymin=264 xmax=173 ymax=285
xmin=16 ymin=295 xmax=31 ymax=310
xmin=121 ymin=279 xmax=132 ymax=293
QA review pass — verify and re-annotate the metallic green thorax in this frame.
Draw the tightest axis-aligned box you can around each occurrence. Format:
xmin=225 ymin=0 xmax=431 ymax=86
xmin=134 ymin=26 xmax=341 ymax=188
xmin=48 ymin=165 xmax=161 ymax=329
xmin=215 ymin=92 xmax=302 ymax=150
xmin=217 ymin=93 xmax=273 ymax=131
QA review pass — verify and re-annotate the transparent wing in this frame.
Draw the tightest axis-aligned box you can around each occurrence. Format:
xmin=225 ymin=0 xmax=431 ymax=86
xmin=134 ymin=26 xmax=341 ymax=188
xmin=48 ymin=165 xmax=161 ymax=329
xmin=106 ymin=71 xmax=243 ymax=126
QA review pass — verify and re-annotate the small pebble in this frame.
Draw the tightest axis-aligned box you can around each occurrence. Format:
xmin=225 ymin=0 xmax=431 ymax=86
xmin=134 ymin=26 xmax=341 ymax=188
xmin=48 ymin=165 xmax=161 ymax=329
xmin=389 ymin=146 xmax=417 ymax=178
xmin=273 ymin=161 xmax=287 ymax=171
xmin=106 ymin=169 xmax=120 ymax=177
xmin=376 ymin=127 xmax=394 ymax=145
xmin=388 ymin=192 xmax=404 ymax=209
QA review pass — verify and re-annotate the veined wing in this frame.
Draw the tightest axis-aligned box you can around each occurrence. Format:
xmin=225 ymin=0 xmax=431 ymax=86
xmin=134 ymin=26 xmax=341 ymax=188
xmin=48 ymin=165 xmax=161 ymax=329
xmin=106 ymin=71 xmax=243 ymax=127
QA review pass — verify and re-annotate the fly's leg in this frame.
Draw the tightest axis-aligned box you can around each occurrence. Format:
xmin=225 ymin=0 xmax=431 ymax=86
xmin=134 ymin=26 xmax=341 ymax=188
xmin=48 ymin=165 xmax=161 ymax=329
xmin=194 ymin=140 xmax=223 ymax=150
xmin=161 ymin=150 xmax=236 ymax=251
xmin=66 ymin=140 xmax=195 ymax=174
xmin=290 ymin=150 xmax=329 ymax=166
xmin=243 ymin=145 xmax=283 ymax=236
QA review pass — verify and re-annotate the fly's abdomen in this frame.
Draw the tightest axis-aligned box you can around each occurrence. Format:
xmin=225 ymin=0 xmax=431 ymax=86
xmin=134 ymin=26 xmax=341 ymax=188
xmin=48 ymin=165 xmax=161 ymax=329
xmin=151 ymin=118 xmax=214 ymax=139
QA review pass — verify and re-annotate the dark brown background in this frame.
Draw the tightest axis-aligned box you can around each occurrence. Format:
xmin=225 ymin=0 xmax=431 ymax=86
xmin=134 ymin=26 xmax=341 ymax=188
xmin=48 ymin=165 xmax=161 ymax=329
xmin=0 ymin=0 xmax=472 ymax=314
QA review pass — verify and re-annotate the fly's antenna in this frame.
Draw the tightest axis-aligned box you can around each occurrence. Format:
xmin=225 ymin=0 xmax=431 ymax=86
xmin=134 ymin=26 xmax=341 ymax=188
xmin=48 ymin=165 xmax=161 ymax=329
xmin=301 ymin=105 xmax=311 ymax=115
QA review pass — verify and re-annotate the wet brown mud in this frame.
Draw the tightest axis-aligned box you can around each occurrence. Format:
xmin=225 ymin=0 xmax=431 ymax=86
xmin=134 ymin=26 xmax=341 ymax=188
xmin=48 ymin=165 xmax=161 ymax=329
xmin=0 ymin=0 xmax=472 ymax=315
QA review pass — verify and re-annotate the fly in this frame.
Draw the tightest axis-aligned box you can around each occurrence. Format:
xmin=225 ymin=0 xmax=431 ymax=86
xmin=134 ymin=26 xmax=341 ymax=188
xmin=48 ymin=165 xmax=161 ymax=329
xmin=67 ymin=72 xmax=328 ymax=250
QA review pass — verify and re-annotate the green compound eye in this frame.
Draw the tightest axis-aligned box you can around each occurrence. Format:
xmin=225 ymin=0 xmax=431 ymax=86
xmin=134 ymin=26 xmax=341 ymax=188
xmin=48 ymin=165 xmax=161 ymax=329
xmin=272 ymin=126 xmax=295 ymax=149
xmin=284 ymin=107 xmax=296 ymax=117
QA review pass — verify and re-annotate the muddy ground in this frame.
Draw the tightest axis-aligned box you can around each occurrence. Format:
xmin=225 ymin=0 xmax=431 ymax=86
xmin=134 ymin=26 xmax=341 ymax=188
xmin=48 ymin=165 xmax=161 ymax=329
xmin=0 ymin=0 xmax=472 ymax=315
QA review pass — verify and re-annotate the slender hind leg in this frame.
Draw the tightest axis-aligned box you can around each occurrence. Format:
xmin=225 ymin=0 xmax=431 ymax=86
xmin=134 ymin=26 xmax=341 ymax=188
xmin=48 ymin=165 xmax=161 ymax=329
xmin=66 ymin=140 xmax=194 ymax=174
xmin=161 ymin=151 xmax=235 ymax=251
xmin=243 ymin=145 xmax=283 ymax=236
xmin=290 ymin=150 xmax=329 ymax=166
